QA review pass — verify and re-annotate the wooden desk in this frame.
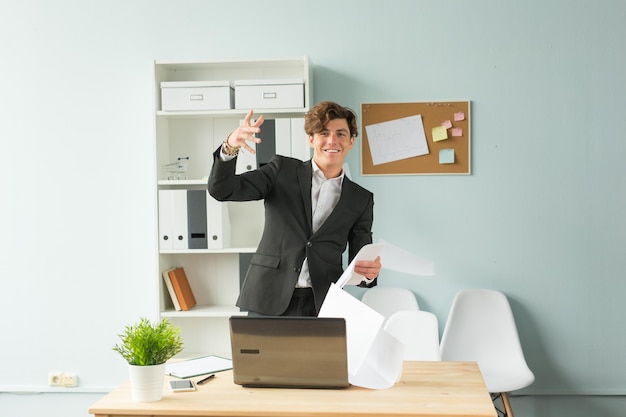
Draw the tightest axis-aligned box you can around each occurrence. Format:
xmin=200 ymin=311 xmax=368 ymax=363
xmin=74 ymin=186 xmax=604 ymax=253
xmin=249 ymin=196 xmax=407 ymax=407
xmin=89 ymin=361 xmax=496 ymax=417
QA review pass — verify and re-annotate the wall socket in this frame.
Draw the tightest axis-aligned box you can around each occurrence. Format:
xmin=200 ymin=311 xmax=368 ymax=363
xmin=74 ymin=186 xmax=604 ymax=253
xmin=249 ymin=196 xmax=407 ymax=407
xmin=62 ymin=372 xmax=78 ymax=387
xmin=48 ymin=371 xmax=78 ymax=387
xmin=48 ymin=371 xmax=63 ymax=386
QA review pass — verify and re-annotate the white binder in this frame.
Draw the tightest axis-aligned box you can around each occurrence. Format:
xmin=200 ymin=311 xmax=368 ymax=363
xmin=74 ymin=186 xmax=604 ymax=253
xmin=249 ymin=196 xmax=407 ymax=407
xmin=235 ymin=117 xmax=258 ymax=174
xmin=158 ymin=189 xmax=188 ymax=250
xmin=206 ymin=191 xmax=231 ymax=249
xmin=274 ymin=118 xmax=291 ymax=157
xmin=235 ymin=141 xmax=257 ymax=175
xmin=290 ymin=117 xmax=310 ymax=161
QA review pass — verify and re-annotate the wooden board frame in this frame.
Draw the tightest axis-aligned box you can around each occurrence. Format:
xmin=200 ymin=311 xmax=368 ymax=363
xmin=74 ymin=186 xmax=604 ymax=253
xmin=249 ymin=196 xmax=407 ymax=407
xmin=361 ymin=101 xmax=471 ymax=175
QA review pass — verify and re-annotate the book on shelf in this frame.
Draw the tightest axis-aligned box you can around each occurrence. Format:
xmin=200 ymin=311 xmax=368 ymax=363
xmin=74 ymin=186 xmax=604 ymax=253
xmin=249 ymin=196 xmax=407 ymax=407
xmin=167 ymin=266 xmax=197 ymax=311
xmin=162 ymin=267 xmax=182 ymax=311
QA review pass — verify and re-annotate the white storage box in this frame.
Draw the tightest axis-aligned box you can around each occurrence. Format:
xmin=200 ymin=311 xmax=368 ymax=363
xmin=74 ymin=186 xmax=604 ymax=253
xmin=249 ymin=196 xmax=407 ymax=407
xmin=161 ymin=81 xmax=234 ymax=111
xmin=234 ymin=79 xmax=304 ymax=110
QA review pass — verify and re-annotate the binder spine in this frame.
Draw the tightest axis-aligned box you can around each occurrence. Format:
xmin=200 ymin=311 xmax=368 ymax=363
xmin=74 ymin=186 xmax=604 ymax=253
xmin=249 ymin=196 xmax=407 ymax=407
xmin=187 ymin=190 xmax=208 ymax=249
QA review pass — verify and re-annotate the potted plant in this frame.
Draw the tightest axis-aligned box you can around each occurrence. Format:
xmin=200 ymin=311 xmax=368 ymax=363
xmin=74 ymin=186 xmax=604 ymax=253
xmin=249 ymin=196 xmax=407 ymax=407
xmin=113 ymin=317 xmax=184 ymax=402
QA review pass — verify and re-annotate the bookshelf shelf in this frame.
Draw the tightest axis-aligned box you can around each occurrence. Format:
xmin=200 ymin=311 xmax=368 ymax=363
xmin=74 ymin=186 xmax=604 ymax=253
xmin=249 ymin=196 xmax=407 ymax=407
xmin=161 ymin=305 xmax=247 ymax=318
xmin=159 ymin=247 xmax=257 ymax=255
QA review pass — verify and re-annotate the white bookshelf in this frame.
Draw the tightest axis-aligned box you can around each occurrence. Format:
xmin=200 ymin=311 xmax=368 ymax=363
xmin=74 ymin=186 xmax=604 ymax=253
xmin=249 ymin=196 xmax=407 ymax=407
xmin=153 ymin=57 xmax=313 ymax=356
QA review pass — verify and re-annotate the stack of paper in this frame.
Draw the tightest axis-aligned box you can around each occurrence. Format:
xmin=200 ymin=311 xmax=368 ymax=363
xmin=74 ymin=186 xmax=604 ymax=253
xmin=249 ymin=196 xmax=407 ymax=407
xmin=165 ymin=355 xmax=232 ymax=379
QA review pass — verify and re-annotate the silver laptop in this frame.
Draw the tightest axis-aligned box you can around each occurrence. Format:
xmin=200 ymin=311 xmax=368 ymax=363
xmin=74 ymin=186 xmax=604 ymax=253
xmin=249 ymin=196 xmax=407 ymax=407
xmin=229 ymin=316 xmax=349 ymax=389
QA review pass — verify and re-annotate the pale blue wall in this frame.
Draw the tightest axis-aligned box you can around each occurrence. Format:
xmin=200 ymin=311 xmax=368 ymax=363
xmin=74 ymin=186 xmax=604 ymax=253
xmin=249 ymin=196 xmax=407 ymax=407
xmin=1 ymin=1 xmax=625 ymax=416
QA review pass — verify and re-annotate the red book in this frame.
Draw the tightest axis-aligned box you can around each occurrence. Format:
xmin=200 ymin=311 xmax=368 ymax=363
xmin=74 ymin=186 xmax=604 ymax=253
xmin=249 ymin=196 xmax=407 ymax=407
xmin=168 ymin=267 xmax=197 ymax=311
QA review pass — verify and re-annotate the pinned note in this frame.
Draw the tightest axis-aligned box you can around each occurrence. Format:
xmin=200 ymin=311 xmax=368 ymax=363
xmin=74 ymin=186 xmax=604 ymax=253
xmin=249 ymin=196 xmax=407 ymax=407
xmin=451 ymin=127 xmax=463 ymax=137
xmin=441 ymin=120 xmax=453 ymax=129
xmin=439 ymin=149 xmax=455 ymax=164
xmin=454 ymin=112 xmax=465 ymax=121
xmin=365 ymin=115 xmax=429 ymax=165
xmin=432 ymin=126 xmax=448 ymax=142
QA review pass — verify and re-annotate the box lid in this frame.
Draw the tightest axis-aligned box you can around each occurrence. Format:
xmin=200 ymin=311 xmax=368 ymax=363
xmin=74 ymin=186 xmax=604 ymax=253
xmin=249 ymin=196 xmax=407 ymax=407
xmin=233 ymin=78 xmax=304 ymax=87
xmin=161 ymin=80 xmax=232 ymax=89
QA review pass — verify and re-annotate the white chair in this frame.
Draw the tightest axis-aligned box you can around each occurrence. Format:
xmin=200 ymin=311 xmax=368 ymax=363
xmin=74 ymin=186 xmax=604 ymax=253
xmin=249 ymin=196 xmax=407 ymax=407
xmin=440 ymin=289 xmax=535 ymax=417
xmin=384 ymin=310 xmax=441 ymax=361
xmin=361 ymin=287 xmax=419 ymax=323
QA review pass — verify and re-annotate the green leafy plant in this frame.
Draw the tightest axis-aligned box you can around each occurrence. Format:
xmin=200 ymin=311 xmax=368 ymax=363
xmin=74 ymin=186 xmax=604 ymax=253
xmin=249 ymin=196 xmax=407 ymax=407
xmin=113 ymin=317 xmax=183 ymax=366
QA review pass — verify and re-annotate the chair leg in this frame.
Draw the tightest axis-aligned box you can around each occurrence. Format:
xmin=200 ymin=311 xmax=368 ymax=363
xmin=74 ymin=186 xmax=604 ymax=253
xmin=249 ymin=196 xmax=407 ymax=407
xmin=490 ymin=393 xmax=505 ymax=417
xmin=501 ymin=392 xmax=514 ymax=417
xmin=490 ymin=392 xmax=514 ymax=417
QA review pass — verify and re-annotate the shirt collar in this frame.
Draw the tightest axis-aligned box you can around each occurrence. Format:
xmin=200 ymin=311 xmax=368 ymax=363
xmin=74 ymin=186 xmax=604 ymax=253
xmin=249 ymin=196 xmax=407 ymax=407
xmin=311 ymin=160 xmax=345 ymax=184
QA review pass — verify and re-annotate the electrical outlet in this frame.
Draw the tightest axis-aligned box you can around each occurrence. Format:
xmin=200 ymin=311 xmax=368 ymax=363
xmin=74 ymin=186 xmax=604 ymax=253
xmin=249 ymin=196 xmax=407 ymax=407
xmin=62 ymin=372 xmax=78 ymax=387
xmin=48 ymin=371 xmax=63 ymax=387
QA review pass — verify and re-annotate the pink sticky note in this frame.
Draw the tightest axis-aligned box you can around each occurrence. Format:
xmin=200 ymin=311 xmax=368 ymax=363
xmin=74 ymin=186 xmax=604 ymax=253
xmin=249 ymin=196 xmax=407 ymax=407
xmin=453 ymin=112 xmax=465 ymax=121
xmin=441 ymin=120 xmax=453 ymax=129
xmin=451 ymin=128 xmax=462 ymax=137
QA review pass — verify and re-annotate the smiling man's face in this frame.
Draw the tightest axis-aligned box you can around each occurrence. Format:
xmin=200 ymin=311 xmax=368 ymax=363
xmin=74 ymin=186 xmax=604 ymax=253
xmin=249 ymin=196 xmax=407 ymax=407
xmin=308 ymin=118 xmax=354 ymax=179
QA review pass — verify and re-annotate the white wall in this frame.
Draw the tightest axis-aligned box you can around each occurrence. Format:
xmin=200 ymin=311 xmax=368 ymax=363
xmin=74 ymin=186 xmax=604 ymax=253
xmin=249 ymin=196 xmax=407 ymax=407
xmin=1 ymin=1 xmax=625 ymax=416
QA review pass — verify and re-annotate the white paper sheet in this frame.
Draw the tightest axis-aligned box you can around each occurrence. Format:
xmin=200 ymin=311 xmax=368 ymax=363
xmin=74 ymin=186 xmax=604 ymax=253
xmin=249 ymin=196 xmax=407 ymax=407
xmin=376 ymin=239 xmax=435 ymax=276
xmin=336 ymin=241 xmax=434 ymax=289
xmin=349 ymin=328 xmax=405 ymax=389
xmin=319 ymin=284 xmax=402 ymax=389
xmin=319 ymin=283 xmax=385 ymax=374
xmin=336 ymin=244 xmax=385 ymax=287
xmin=319 ymin=241 xmax=435 ymax=389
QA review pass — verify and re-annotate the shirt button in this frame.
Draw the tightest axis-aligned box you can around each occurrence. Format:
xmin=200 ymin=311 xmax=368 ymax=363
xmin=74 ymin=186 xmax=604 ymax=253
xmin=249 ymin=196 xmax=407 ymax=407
xmin=307 ymin=242 xmax=313 ymax=247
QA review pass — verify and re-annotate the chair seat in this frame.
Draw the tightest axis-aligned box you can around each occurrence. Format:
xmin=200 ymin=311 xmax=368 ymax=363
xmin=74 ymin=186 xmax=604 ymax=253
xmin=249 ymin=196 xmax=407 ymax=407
xmin=480 ymin=367 xmax=535 ymax=393
xmin=384 ymin=310 xmax=441 ymax=361
xmin=361 ymin=287 xmax=419 ymax=323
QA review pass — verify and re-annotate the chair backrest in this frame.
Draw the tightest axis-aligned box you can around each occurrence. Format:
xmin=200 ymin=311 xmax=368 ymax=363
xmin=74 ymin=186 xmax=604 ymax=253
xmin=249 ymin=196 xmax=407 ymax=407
xmin=439 ymin=289 xmax=534 ymax=392
xmin=361 ymin=287 xmax=419 ymax=322
xmin=384 ymin=310 xmax=441 ymax=361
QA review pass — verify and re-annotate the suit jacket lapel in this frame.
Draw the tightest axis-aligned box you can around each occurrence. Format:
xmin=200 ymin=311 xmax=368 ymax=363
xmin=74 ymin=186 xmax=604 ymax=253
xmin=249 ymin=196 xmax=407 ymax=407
xmin=298 ymin=161 xmax=313 ymax=234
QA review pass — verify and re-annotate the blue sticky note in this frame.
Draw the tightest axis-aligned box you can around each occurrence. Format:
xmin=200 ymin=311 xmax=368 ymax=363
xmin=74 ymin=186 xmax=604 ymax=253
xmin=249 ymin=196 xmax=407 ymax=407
xmin=439 ymin=149 xmax=455 ymax=164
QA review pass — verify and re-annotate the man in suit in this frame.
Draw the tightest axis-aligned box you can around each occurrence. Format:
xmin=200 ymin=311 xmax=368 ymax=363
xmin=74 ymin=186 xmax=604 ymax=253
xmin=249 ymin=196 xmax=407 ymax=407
xmin=208 ymin=101 xmax=381 ymax=316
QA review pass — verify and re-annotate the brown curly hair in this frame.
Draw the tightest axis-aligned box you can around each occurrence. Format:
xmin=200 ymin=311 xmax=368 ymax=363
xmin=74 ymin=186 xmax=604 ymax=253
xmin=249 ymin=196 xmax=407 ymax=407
xmin=304 ymin=101 xmax=358 ymax=138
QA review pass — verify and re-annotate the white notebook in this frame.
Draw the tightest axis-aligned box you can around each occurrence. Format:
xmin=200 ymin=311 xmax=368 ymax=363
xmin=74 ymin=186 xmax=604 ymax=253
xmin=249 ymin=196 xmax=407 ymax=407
xmin=165 ymin=355 xmax=233 ymax=379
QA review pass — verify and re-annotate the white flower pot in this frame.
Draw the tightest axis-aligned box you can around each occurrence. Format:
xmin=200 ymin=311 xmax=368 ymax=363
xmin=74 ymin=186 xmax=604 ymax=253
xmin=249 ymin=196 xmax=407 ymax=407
xmin=128 ymin=363 xmax=165 ymax=402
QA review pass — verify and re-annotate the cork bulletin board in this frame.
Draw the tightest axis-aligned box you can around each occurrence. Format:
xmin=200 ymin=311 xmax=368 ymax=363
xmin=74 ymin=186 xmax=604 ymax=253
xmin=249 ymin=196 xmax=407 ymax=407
xmin=361 ymin=101 xmax=471 ymax=175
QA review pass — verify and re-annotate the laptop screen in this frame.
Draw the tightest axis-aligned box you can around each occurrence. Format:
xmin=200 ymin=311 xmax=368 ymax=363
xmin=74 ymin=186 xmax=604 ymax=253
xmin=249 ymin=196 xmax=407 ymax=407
xmin=229 ymin=316 xmax=349 ymax=388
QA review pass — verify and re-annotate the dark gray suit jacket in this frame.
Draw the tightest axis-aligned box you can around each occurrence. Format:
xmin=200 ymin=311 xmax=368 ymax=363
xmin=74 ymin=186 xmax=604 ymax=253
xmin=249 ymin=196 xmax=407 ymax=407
xmin=208 ymin=148 xmax=375 ymax=315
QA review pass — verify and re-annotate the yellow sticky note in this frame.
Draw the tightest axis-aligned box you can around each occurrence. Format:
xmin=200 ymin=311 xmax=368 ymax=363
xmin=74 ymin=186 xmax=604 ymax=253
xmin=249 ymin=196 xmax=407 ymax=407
xmin=432 ymin=126 xmax=448 ymax=142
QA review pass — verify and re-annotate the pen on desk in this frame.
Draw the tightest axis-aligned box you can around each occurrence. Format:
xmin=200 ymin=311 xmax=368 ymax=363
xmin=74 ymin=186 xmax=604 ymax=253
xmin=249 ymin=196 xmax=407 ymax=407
xmin=197 ymin=374 xmax=215 ymax=385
